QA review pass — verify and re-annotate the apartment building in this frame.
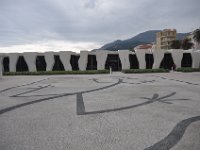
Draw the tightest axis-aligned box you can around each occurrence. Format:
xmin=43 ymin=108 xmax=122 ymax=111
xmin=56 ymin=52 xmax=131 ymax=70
xmin=156 ymin=29 xmax=177 ymax=49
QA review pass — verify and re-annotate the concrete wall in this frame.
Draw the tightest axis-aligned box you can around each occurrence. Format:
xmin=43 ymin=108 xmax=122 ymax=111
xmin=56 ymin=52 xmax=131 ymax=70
xmin=0 ymin=55 xmax=3 ymax=78
xmin=170 ymin=49 xmax=183 ymax=68
xmin=23 ymin=52 xmax=37 ymax=72
xmin=152 ymin=49 xmax=164 ymax=69
xmin=8 ymin=53 xmax=19 ymax=72
xmin=44 ymin=52 xmax=55 ymax=71
xmin=59 ymin=51 xmax=73 ymax=71
xmin=118 ymin=50 xmax=130 ymax=70
xmin=191 ymin=51 xmax=200 ymax=68
xmin=135 ymin=49 xmax=146 ymax=69
xmin=78 ymin=51 xmax=89 ymax=71
xmin=96 ymin=50 xmax=108 ymax=70
xmin=1 ymin=49 xmax=200 ymax=72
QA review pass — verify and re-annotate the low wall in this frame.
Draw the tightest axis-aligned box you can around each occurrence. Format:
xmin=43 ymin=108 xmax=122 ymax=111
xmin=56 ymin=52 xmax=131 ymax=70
xmin=0 ymin=49 xmax=199 ymax=73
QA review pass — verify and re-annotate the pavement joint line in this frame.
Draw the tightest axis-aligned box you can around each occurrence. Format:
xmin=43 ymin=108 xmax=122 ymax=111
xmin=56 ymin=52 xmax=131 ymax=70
xmin=0 ymin=78 xmax=50 ymax=93
xmin=10 ymin=85 xmax=52 ymax=97
xmin=151 ymin=75 xmax=199 ymax=85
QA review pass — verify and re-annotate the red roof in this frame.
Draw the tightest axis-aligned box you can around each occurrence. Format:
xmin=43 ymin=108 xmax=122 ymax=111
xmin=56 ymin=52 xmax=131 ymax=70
xmin=136 ymin=44 xmax=153 ymax=49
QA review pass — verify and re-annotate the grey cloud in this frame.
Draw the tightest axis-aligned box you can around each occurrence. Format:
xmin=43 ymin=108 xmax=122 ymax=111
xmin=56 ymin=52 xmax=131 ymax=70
xmin=0 ymin=0 xmax=200 ymax=48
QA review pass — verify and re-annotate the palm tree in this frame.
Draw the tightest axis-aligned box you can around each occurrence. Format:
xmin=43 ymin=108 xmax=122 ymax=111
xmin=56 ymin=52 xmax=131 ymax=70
xmin=181 ymin=38 xmax=193 ymax=50
xmin=193 ymin=28 xmax=200 ymax=44
xmin=170 ymin=40 xmax=181 ymax=49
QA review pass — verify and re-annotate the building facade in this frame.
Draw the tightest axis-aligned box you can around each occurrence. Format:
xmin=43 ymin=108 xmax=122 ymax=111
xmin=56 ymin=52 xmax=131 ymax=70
xmin=156 ymin=29 xmax=177 ymax=49
xmin=0 ymin=49 xmax=200 ymax=78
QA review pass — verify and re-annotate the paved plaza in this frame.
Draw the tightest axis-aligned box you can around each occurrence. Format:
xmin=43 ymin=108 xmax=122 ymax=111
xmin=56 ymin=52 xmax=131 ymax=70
xmin=0 ymin=72 xmax=200 ymax=150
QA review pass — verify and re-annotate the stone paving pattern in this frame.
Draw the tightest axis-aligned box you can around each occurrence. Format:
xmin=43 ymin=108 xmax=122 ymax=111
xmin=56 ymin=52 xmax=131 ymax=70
xmin=0 ymin=72 xmax=200 ymax=150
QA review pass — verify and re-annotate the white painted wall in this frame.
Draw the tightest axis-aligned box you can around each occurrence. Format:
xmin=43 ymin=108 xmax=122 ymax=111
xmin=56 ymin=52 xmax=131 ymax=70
xmin=96 ymin=50 xmax=108 ymax=70
xmin=152 ymin=49 xmax=164 ymax=69
xmin=78 ymin=51 xmax=89 ymax=71
xmin=59 ymin=51 xmax=73 ymax=71
xmin=191 ymin=51 xmax=200 ymax=68
xmin=23 ymin=52 xmax=37 ymax=72
xmin=170 ymin=49 xmax=183 ymax=69
xmin=0 ymin=55 xmax=3 ymax=78
xmin=44 ymin=52 xmax=55 ymax=71
xmin=0 ymin=49 xmax=199 ymax=72
xmin=8 ymin=53 xmax=19 ymax=72
xmin=118 ymin=50 xmax=130 ymax=70
xmin=135 ymin=49 xmax=146 ymax=69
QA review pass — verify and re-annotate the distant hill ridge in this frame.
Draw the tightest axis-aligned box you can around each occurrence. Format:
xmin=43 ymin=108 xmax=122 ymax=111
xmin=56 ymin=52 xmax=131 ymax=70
xmin=95 ymin=30 xmax=189 ymax=51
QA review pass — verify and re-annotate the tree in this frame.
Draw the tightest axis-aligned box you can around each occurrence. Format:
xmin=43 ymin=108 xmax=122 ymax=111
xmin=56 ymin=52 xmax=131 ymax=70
xmin=181 ymin=38 xmax=193 ymax=50
xmin=193 ymin=28 xmax=200 ymax=44
xmin=170 ymin=40 xmax=181 ymax=49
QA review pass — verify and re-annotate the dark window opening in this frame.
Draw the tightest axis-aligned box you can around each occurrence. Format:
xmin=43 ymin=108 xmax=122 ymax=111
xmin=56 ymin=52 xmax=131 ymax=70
xmin=181 ymin=53 xmax=192 ymax=68
xmin=105 ymin=54 xmax=122 ymax=71
xmin=70 ymin=55 xmax=80 ymax=70
xmin=86 ymin=55 xmax=97 ymax=70
xmin=3 ymin=57 xmax=9 ymax=72
xmin=129 ymin=54 xmax=139 ymax=69
xmin=160 ymin=53 xmax=174 ymax=69
xmin=36 ymin=56 xmax=46 ymax=71
xmin=145 ymin=54 xmax=154 ymax=69
xmin=16 ymin=56 xmax=29 ymax=72
xmin=52 ymin=55 xmax=65 ymax=71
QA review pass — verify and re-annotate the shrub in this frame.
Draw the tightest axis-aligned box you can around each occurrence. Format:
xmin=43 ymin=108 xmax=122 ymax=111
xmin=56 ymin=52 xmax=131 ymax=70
xmin=3 ymin=70 xmax=109 ymax=76
xmin=122 ymin=68 xmax=169 ymax=73
xmin=176 ymin=67 xmax=200 ymax=72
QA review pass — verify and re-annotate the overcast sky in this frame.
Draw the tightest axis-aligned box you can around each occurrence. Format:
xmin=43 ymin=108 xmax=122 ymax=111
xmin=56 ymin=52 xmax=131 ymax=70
xmin=0 ymin=0 xmax=199 ymax=53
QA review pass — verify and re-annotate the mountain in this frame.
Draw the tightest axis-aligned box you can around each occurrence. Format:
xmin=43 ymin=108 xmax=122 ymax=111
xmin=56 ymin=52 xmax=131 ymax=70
xmin=95 ymin=30 xmax=189 ymax=51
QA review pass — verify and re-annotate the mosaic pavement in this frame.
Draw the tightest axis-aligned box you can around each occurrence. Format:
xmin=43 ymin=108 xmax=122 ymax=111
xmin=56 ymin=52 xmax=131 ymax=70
xmin=0 ymin=72 xmax=200 ymax=150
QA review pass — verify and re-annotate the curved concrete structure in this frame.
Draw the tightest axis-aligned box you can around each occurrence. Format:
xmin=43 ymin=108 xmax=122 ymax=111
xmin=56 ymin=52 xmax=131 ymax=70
xmin=78 ymin=51 xmax=89 ymax=71
xmin=135 ymin=49 xmax=146 ymax=69
xmin=0 ymin=49 xmax=199 ymax=74
xmin=23 ymin=52 xmax=37 ymax=72
xmin=152 ymin=49 xmax=164 ymax=69
xmin=118 ymin=50 xmax=131 ymax=70
xmin=96 ymin=50 xmax=108 ymax=70
xmin=191 ymin=51 xmax=200 ymax=68
xmin=59 ymin=51 xmax=73 ymax=71
xmin=170 ymin=49 xmax=183 ymax=69
xmin=8 ymin=53 xmax=19 ymax=72
xmin=0 ymin=55 xmax=3 ymax=78
xmin=44 ymin=52 xmax=55 ymax=71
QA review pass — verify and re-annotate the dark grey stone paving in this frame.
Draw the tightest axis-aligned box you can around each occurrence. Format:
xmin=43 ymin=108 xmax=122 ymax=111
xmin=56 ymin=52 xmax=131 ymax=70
xmin=77 ymin=92 xmax=190 ymax=115
xmin=145 ymin=116 xmax=200 ymax=150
